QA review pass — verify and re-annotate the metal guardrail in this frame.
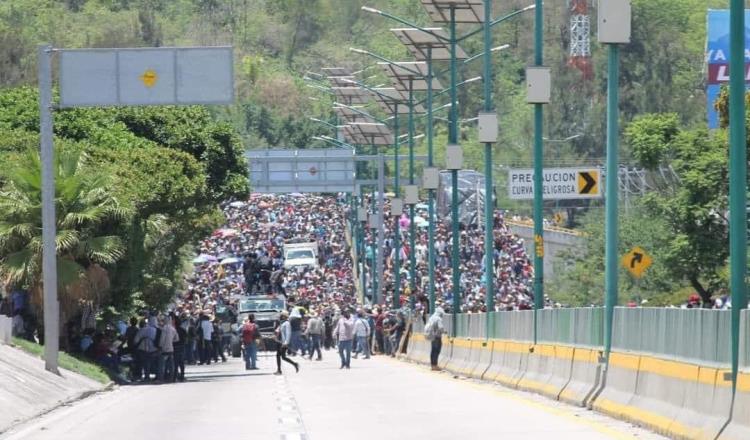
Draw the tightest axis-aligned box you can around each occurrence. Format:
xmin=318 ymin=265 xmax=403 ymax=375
xmin=447 ymin=307 xmax=734 ymax=366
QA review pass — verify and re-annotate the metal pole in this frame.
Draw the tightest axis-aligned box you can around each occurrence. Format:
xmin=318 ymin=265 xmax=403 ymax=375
xmin=729 ymin=0 xmax=748 ymax=388
xmin=603 ymin=44 xmax=620 ymax=360
xmin=359 ymin=186 xmax=366 ymax=302
xmin=532 ymin=0 xmax=545 ymax=344
xmin=449 ymin=5 xmax=460 ymax=335
xmin=482 ymin=0 xmax=495 ymax=317
xmin=38 ymin=44 xmax=59 ymax=374
xmin=377 ymin=153 xmax=386 ymax=304
xmin=371 ymin=183 xmax=378 ymax=304
xmin=426 ymin=47 xmax=437 ymax=314
xmin=408 ymin=79 xmax=417 ymax=308
xmin=393 ymin=103 xmax=401 ymax=309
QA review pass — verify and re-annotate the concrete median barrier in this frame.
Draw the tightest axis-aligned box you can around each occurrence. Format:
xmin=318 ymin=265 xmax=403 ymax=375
xmin=468 ymin=340 xmax=494 ymax=379
xmin=517 ymin=345 xmax=557 ymax=395
xmin=405 ymin=333 xmax=430 ymax=365
xmin=444 ymin=338 xmax=473 ymax=375
xmin=559 ymin=348 xmax=602 ymax=407
xmin=485 ymin=340 xmax=530 ymax=388
xmin=438 ymin=336 xmax=453 ymax=370
xmin=591 ymin=351 xmax=640 ymax=416
xmin=718 ymin=371 xmax=750 ymax=440
xmin=670 ymin=366 xmax=732 ymax=440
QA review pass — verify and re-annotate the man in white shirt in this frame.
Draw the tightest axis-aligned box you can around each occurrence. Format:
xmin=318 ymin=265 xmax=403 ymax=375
xmin=334 ymin=310 xmax=354 ymax=369
xmin=352 ymin=310 xmax=370 ymax=360
xmin=199 ymin=314 xmax=213 ymax=365
xmin=158 ymin=315 xmax=179 ymax=382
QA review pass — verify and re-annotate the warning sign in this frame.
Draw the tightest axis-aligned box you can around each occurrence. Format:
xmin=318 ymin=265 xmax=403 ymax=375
xmin=140 ymin=69 xmax=158 ymax=88
xmin=508 ymin=167 xmax=602 ymax=200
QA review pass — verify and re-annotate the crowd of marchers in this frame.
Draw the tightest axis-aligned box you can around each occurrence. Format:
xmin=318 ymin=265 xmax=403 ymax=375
xmin=362 ymin=197 xmax=539 ymax=314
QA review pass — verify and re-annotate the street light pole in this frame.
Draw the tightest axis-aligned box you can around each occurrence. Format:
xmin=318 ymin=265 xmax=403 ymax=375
xmin=728 ymin=0 xmax=748 ymax=388
xmin=427 ymin=47 xmax=437 ymax=314
xmin=449 ymin=5 xmax=461 ymax=334
xmin=393 ymin=103 xmax=401 ymax=309
xmin=532 ymin=0 xmax=545 ymax=343
xmin=408 ymin=78 xmax=417 ymax=307
xmin=482 ymin=0 xmax=495 ymax=320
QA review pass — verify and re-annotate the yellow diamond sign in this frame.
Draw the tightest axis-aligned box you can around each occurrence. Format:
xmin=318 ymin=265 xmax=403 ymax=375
xmin=139 ymin=69 xmax=158 ymax=88
xmin=622 ymin=246 xmax=653 ymax=278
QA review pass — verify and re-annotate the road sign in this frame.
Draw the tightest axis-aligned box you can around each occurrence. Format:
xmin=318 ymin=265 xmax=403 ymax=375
xmin=59 ymin=46 xmax=234 ymax=107
xmin=247 ymin=149 xmax=356 ymax=193
xmin=622 ymin=246 xmax=653 ymax=278
xmin=508 ymin=167 xmax=602 ymax=200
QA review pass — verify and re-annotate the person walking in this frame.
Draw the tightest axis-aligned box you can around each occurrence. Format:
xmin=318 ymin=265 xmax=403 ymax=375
xmin=352 ymin=311 xmax=370 ymax=360
xmin=173 ymin=314 xmax=187 ymax=382
xmin=134 ymin=317 xmax=159 ymax=382
xmin=157 ymin=315 xmax=179 ymax=382
xmin=275 ymin=311 xmax=299 ymax=375
xmin=334 ymin=310 xmax=354 ymax=369
xmin=424 ymin=307 xmax=446 ymax=371
xmin=199 ymin=314 xmax=213 ymax=365
xmin=306 ymin=312 xmax=323 ymax=361
xmin=242 ymin=314 xmax=259 ymax=370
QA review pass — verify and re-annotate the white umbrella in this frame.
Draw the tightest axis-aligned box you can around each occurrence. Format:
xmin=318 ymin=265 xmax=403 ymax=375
xmin=220 ymin=257 xmax=242 ymax=265
xmin=229 ymin=201 xmax=246 ymax=208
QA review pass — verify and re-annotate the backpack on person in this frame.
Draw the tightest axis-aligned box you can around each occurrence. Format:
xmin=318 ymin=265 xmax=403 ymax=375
xmin=424 ymin=319 xmax=439 ymax=341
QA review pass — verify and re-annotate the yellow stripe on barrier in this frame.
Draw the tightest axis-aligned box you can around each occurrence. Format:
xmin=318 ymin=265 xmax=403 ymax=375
xmin=737 ymin=372 xmax=750 ymax=393
xmin=596 ymin=397 xmax=693 ymax=437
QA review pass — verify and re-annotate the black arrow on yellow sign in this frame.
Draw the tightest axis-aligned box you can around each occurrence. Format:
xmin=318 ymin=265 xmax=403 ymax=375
xmin=577 ymin=171 xmax=598 ymax=194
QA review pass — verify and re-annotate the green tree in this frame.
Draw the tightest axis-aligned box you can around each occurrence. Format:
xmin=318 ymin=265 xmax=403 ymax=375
xmin=626 ymin=113 xmax=729 ymax=304
xmin=0 ymin=149 xmax=127 ymax=304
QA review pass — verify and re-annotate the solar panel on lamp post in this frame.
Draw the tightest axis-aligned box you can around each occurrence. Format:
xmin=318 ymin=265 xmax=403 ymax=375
xmin=364 ymin=0 xmax=536 ymax=326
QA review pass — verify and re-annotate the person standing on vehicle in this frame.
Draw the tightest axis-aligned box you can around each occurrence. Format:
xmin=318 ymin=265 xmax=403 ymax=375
xmin=352 ymin=310 xmax=370 ymax=359
xmin=424 ymin=307 xmax=446 ymax=371
xmin=334 ymin=310 xmax=354 ymax=369
xmin=306 ymin=312 xmax=323 ymax=361
xmin=275 ymin=311 xmax=299 ymax=375
xmin=242 ymin=314 xmax=259 ymax=370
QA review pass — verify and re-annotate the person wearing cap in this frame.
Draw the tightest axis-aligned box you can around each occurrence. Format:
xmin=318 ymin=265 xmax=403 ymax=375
xmin=275 ymin=311 xmax=299 ymax=375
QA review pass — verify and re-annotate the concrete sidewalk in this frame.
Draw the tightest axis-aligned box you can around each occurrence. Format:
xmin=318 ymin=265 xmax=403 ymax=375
xmin=0 ymin=344 xmax=104 ymax=434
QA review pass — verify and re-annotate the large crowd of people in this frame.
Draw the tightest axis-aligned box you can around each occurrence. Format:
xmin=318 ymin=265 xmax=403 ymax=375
xmin=362 ymin=197 xmax=538 ymax=314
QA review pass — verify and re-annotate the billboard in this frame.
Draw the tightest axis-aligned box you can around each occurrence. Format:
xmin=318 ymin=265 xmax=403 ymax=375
xmin=706 ymin=10 xmax=750 ymax=129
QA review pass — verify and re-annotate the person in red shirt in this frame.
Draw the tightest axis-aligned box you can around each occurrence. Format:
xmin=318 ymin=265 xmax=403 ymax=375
xmin=241 ymin=314 xmax=259 ymax=370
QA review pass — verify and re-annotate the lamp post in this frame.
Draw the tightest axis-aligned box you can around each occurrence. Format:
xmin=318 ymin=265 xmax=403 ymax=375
xmin=532 ymin=0 xmax=545 ymax=339
xmin=729 ymin=0 xmax=748 ymax=388
xmin=598 ymin=0 xmax=631 ymax=361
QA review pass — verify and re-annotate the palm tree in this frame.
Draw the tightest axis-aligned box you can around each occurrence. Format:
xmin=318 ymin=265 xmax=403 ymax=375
xmin=0 ymin=149 xmax=129 ymax=313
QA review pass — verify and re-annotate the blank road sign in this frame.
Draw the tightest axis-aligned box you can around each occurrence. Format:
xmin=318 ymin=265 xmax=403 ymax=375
xmin=59 ymin=46 xmax=233 ymax=107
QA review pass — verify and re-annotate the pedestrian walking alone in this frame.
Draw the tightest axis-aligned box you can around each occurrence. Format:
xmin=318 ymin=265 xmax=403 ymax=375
xmin=306 ymin=312 xmax=324 ymax=361
xmin=424 ymin=307 xmax=445 ymax=371
xmin=352 ymin=310 xmax=370 ymax=359
xmin=242 ymin=314 xmax=259 ymax=370
xmin=334 ymin=310 xmax=354 ymax=369
xmin=275 ymin=311 xmax=299 ymax=375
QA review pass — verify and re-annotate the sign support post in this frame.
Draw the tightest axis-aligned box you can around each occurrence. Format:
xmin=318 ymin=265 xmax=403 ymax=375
xmin=39 ymin=44 xmax=59 ymax=374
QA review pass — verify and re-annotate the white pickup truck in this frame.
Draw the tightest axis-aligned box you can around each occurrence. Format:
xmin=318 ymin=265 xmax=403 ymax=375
xmin=283 ymin=241 xmax=319 ymax=270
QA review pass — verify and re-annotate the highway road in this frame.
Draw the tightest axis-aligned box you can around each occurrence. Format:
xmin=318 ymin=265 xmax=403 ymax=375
xmin=0 ymin=350 xmax=666 ymax=440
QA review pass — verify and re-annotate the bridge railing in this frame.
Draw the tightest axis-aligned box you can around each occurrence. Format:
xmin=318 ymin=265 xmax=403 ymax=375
xmin=446 ymin=307 xmax=733 ymax=366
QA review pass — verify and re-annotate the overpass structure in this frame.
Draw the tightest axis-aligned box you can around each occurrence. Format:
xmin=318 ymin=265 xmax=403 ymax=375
xmin=507 ymin=220 xmax=583 ymax=280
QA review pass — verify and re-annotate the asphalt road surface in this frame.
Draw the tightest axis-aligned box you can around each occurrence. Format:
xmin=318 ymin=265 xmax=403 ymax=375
xmin=1 ymin=349 xmax=666 ymax=440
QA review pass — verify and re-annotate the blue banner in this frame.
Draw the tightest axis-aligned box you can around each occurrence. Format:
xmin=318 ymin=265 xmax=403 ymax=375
xmin=706 ymin=10 xmax=750 ymax=129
